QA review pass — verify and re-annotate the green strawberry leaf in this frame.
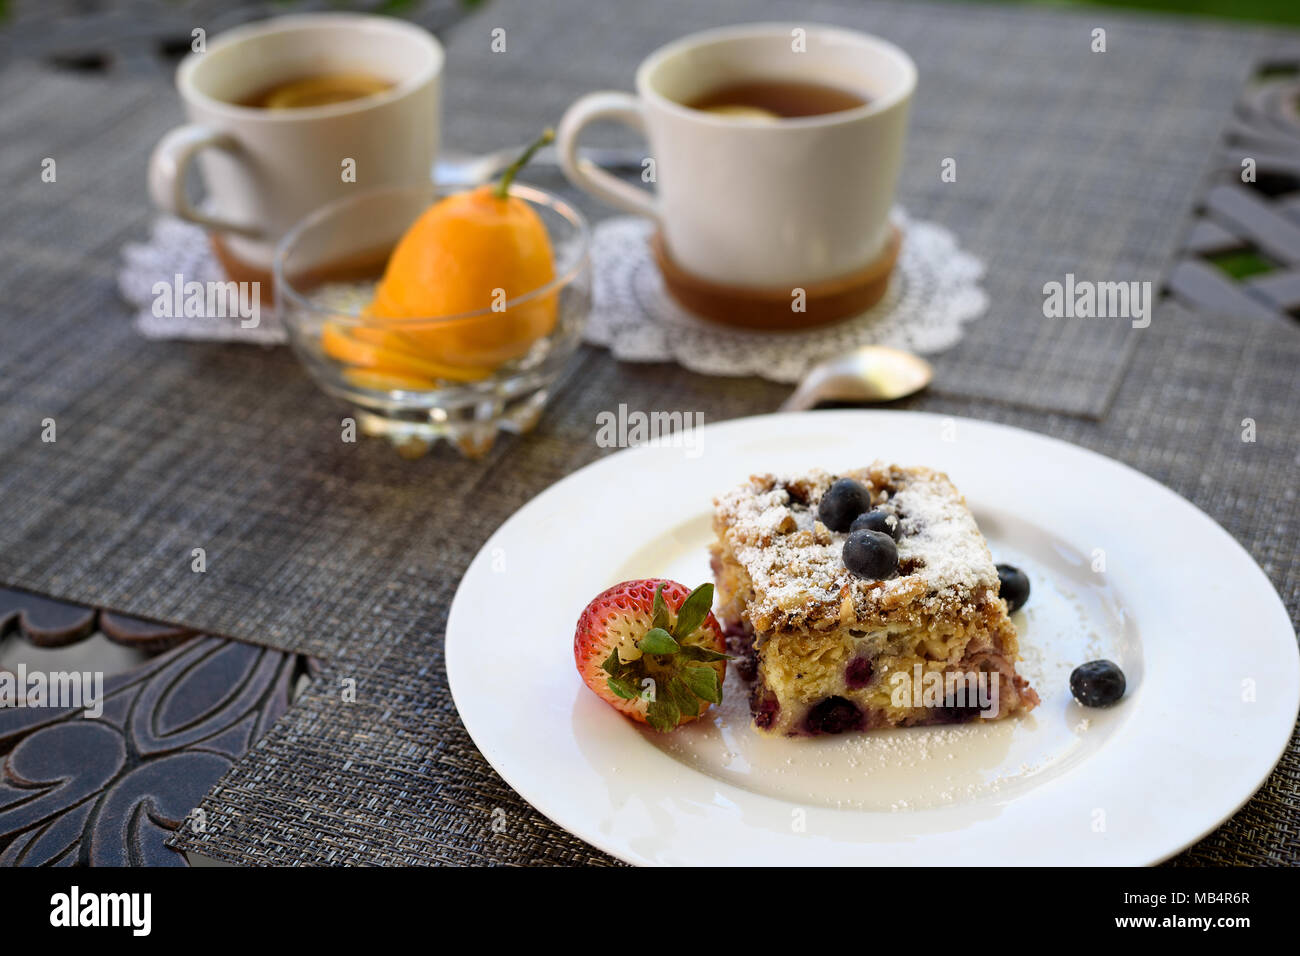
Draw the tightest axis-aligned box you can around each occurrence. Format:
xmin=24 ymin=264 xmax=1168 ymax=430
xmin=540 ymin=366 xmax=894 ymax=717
xmin=678 ymin=644 xmax=733 ymax=663
xmin=600 ymin=647 xmax=622 ymax=675
xmin=683 ymin=665 xmax=722 ymax=704
xmin=671 ymin=583 xmax=714 ymax=641
xmin=606 ymin=676 xmax=637 ymax=700
xmin=651 ymin=583 xmax=670 ymax=632
xmin=646 ymin=697 xmax=681 ymax=733
xmin=668 ymin=676 xmax=699 ymax=718
xmin=638 ymin=628 xmax=680 ymax=655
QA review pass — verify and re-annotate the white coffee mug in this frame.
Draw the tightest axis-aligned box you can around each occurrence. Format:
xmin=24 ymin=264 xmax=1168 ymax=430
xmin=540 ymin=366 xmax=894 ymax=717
xmin=148 ymin=14 xmax=443 ymax=272
xmin=557 ymin=23 xmax=915 ymax=288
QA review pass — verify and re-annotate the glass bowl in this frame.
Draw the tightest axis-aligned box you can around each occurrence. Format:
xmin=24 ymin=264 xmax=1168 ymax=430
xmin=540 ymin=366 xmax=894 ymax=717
xmin=275 ymin=182 xmax=590 ymax=458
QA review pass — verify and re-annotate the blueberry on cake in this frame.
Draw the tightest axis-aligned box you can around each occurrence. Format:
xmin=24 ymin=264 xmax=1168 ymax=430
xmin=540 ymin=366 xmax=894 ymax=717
xmin=711 ymin=463 xmax=1038 ymax=737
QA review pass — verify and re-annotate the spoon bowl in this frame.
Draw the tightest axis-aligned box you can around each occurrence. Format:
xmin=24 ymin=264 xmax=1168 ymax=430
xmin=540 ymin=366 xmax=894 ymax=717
xmin=780 ymin=345 xmax=932 ymax=411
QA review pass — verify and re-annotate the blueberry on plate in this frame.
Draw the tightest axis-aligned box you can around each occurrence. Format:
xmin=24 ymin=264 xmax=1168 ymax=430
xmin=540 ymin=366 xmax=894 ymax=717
xmin=1069 ymin=660 xmax=1126 ymax=707
xmin=843 ymin=529 xmax=898 ymax=580
xmin=818 ymin=478 xmax=872 ymax=532
xmin=850 ymin=509 xmax=900 ymax=540
xmin=996 ymin=563 xmax=1030 ymax=613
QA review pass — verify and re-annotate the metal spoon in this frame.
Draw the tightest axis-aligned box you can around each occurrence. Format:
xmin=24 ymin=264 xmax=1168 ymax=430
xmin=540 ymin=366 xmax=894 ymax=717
xmin=780 ymin=346 xmax=933 ymax=411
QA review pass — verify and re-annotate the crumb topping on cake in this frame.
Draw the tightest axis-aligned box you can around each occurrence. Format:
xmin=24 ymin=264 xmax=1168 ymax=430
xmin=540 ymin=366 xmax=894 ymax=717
xmin=712 ymin=463 xmax=1000 ymax=634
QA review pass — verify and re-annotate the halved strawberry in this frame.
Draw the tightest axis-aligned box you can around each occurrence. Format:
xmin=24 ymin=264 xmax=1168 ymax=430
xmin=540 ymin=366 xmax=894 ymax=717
xmin=574 ymin=579 xmax=730 ymax=732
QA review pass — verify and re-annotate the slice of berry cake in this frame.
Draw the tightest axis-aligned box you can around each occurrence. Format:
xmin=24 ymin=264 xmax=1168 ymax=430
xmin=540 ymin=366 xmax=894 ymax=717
xmin=710 ymin=463 xmax=1038 ymax=737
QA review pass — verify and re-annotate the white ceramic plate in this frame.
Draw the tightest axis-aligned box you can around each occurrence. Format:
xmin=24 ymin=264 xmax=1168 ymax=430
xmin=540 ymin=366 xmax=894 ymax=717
xmin=446 ymin=411 xmax=1298 ymax=865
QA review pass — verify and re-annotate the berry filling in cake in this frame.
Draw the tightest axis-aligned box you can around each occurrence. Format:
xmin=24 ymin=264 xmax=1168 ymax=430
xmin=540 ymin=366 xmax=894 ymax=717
xmin=710 ymin=463 xmax=1039 ymax=737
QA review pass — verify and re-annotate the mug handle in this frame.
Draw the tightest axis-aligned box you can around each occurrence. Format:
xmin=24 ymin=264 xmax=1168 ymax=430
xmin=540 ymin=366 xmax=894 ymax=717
xmin=147 ymin=124 xmax=263 ymax=238
xmin=556 ymin=92 xmax=657 ymax=220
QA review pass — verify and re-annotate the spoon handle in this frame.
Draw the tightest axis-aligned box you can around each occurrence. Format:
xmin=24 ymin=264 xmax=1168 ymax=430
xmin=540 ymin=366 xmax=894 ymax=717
xmin=779 ymin=381 xmax=822 ymax=413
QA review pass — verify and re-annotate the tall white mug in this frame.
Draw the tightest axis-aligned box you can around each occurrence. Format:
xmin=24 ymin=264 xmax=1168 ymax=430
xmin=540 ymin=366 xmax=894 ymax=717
xmin=148 ymin=14 xmax=443 ymax=275
xmin=557 ymin=23 xmax=915 ymax=291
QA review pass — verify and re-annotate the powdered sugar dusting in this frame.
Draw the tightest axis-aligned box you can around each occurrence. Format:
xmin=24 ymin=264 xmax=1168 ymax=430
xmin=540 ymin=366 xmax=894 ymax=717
xmin=713 ymin=463 xmax=999 ymax=631
xmin=891 ymin=469 xmax=998 ymax=594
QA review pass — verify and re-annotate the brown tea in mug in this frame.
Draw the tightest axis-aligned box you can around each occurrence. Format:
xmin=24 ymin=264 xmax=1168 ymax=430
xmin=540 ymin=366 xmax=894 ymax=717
xmin=685 ymin=79 xmax=868 ymax=118
xmin=238 ymin=72 xmax=393 ymax=110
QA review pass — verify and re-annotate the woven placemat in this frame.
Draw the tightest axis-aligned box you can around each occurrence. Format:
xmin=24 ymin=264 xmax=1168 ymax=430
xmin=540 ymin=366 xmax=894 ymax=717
xmin=0 ymin=0 xmax=1296 ymax=865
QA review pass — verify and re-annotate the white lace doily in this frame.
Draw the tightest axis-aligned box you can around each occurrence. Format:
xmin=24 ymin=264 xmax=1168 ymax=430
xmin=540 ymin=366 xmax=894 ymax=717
xmin=588 ymin=210 xmax=987 ymax=383
xmin=118 ymin=217 xmax=287 ymax=345
xmin=118 ymin=209 xmax=986 ymax=378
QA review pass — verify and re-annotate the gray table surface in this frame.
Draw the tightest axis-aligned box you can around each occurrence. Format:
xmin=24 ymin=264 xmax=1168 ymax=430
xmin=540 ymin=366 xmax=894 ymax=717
xmin=0 ymin=0 xmax=1297 ymax=865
